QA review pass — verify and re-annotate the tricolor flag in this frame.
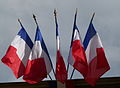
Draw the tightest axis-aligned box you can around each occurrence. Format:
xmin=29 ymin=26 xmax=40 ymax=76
xmin=54 ymin=10 xmax=67 ymax=84
xmin=23 ymin=26 xmax=52 ymax=84
xmin=68 ymin=10 xmax=88 ymax=77
xmin=1 ymin=25 xmax=33 ymax=78
xmin=83 ymin=17 xmax=110 ymax=86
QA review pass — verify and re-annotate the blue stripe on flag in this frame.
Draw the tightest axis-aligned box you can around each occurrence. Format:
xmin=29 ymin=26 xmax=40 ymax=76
xmin=56 ymin=24 xmax=59 ymax=38
xmin=55 ymin=17 xmax=59 ymax=37
xmin=35 ymin=26 xmax=50 ymax=58
xmin=35 ymin=27 xmax=43 ymax=41
xmin=17 ymin=27 xmax=33 ymax=49
xmin=83 ymin=22 xmax=97 ymax=50
xmin=70 ymin=24 xmax=79 ymax=47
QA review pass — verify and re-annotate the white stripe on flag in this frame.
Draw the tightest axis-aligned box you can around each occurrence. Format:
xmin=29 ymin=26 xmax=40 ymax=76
xmin=29 ymin=41 xmax=52 ymax=74
xmin=85 ymin=33 xmax=103 ymax=63
xmin=11 ymin=35 xmax=31 ymax=66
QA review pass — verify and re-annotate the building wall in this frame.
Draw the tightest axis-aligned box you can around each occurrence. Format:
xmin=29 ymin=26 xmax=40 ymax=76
xmin=0 ymin=77 xmax=120 ymax=88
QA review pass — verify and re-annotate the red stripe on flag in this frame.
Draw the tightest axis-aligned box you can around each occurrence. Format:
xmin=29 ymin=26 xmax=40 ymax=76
xmin=85 ymin=48 xmax=110 ymax=86
xmin=1 ymin=46 xmax=25 ymax=78
xmin=72 ymin=40 xmax=88 ymax=77
xmin=56 ymin=51 xmax=67 ymax=84
xmin=23 ymin=58 xmax=47 ymax=84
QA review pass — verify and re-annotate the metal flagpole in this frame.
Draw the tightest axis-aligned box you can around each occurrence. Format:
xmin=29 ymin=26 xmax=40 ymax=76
xmin=53 ymin=9 xmax=57 ymax=80
xmin=18 ymin=19 xmax=24 ymax=27
xmin=32 ymin=14 xmax=56 ymax=80
xmin=68 ymin=8 xmax=78 ymax=79
xmin=90 ymin=12 xmax=95 ymax=23
xmin=70 ymin=69 xmax=75 ymax=79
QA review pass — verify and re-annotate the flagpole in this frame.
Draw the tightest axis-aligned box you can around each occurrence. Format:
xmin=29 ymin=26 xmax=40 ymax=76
xmin=54 ymin=9 xmax=57 ymax=80
xmin=32 ymin=14 xmax=56 ymax=80
xmin=68 ymin=8 xmax=78 ymax=79
xmin=67 ymin=63 xmax=69 ymax=73
xmin=70 ymin=69 xmax=75 ymax=79
xmin=18 ymin=19 xmax=23 ymax=27
xmin=90 ymin=12 xmax=95 ymax=23
xmin=48 ymin=74 xmax=52 ymax=80
xmin=54 ymin=9 xmax=57 ymax=26
xmin=33 ymin=14 xmax=39 ymax=27
xmin=53 ymin=9 xmax=58 ymax=81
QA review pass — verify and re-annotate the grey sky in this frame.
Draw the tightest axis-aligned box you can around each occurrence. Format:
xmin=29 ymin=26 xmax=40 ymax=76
xmin=0 ymin=0 xmax=120 ymax=83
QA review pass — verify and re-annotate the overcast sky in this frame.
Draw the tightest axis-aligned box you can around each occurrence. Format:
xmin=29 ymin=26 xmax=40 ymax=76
xmin=0 ymin=0 xmax=120 ymax=83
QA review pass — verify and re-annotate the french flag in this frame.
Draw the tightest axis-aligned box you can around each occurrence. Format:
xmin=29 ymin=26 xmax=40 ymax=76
xmin=83 ymin=20 xmax=110 ymax=86
xmin=68 ymin=10 xmax=88 ymax=77
xmin=1 ymin=25 xmax=33 ymax=78
xmin=54 ymin=11 xmax=67 ymax=84
xmin=23 ymin=26 xmax=52 ymax=84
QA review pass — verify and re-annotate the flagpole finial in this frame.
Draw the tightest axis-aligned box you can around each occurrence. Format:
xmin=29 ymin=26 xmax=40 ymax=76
xmin=18 ymin=19 xmax=23 ymax=27
xmin=33 ymin=14 xmax=36 ymax=20
xmin=54 ymin=9 xmax=57 ymax=17
xmin=33 ymin=14 xmax=38 ymax=26
xmin=91 ymin=12 xmax=95 ymax=22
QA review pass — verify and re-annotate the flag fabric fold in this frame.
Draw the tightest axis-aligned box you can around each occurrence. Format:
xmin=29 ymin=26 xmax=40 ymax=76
xmin=55 ymin=14 xmax=67 ymax=84
xmin=83 ymin=21 xmax=110 ymax=86
xmin=23 ymin=26 xmax=52 ymax=84
xmin=1 ymin=26 xmax=33 ymax=78
xmin=68 ymin=11 xmax=88 ymax=77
